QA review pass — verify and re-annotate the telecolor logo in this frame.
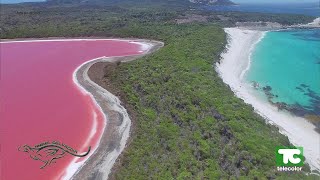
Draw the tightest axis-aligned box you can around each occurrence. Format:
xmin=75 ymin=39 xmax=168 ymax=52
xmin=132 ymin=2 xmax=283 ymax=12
xmin=276 ymin=146 xmax=303 ymax=172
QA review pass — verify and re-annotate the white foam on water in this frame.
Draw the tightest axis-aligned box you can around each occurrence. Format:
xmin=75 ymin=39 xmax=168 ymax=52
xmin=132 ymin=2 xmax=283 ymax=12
xmin=129 ymin=41 xmax=153 ymax=52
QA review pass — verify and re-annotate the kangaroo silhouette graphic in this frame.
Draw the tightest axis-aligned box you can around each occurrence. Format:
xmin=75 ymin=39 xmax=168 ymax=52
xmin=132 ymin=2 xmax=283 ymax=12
xmin=18 ymin=143 xmax=91 ymax=169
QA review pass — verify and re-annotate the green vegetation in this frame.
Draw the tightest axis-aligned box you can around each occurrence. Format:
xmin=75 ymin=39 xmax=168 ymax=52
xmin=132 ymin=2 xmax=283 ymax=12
xmin=0 ymin=5 xmax=181 ymax=38
xmin=0 ymin=2 xmax=314 ymax=38
xmin=106 ymin=23 xmax=317 ymax=179
xmin=206 ymin=11 xmax=315 ymax=26
xmin=1 ymin=1 xmax=318 ymax=179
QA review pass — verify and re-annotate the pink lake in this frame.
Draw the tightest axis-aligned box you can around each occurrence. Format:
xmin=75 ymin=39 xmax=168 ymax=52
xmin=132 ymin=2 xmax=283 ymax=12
xmin=0 ymin=39 xmax=143 ymax=180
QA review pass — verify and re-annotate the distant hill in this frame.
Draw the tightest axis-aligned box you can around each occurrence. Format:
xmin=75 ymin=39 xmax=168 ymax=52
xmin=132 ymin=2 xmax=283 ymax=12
xmin=46 ymin=0 xmax=188 ymax=6
xmin=189 ymin=0 xmax=236 ymax=5
xmin=46 ymin=0 xmax=236 ymax=6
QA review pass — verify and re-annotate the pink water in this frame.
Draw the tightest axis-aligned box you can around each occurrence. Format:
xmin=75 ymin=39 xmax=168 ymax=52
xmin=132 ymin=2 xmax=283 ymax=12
xmin=0 ymin=39 xmax=143 ymax=180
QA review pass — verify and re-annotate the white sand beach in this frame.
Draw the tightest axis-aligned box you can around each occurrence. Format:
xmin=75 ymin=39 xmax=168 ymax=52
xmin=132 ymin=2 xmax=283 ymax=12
xmin=216 ymin=28 xmax=320 ymax=172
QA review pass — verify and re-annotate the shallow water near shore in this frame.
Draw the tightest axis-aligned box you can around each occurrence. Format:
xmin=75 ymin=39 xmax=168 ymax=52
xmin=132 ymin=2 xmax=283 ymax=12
xmin=245 ymin=29 xmax=320 ymax=117
xmin=217 ymin=28 xmax=320 ymax=171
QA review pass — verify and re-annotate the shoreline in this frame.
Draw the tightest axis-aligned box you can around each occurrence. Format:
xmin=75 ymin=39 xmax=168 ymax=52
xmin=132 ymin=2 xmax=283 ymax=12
xmin=216 ymin=28 xmax=320 ymax=172
xmin=71 ymin=39 xmax=164 ymax=180
xmin=0 ymin=37 xmax=163 ymax=179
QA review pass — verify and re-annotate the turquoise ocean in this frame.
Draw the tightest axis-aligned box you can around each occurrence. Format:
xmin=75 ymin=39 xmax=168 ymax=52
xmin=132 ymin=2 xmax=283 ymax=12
xmin=245 ymin=29 xmax=320 ymax=117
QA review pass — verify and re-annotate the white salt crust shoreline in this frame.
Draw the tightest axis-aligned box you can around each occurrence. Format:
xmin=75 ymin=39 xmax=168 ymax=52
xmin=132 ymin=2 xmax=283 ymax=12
xmin=216 ymin=28 xmax=320 ymax=172
xmin=68 ymin=40 xmax=155 ymax=180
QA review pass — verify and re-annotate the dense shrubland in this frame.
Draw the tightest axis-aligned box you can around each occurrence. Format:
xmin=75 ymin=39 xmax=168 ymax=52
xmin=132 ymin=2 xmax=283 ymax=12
xmin=1 ymin=1 xmax=318 ymax=179
xmin=0 ymin=2 xmax=314 ymax=39
xmin=105 ymin=23 xmax=317 ymax=179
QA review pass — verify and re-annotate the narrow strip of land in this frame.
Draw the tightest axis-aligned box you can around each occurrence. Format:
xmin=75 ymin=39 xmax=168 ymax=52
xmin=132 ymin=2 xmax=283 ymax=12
xmin=72 ymin=40 xmax=163 ymax=180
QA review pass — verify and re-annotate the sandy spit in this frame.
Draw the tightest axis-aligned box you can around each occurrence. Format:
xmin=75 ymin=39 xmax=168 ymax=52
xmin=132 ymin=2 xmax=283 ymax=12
xmin=70 ymin=39 xmax=163 ymax=180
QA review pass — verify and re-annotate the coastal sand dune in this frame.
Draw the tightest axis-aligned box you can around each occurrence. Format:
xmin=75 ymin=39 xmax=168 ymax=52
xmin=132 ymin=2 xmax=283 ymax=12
xmin=216 ymin=28 xmax=320 ymax=172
